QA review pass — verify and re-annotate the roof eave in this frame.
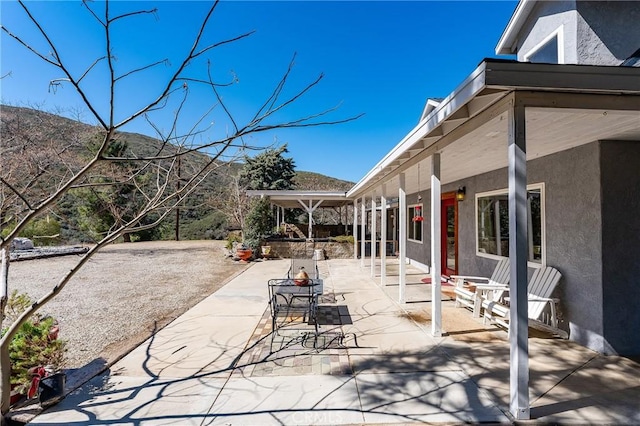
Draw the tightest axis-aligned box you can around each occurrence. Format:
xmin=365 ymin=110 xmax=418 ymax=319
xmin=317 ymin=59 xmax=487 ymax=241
xmin=246 ymin=190 xmax=349 ymax=200
xmin=347 ymin=60 xmax=491 ymax=198
xmin=347 ymin=60 xmax=640 ymax=199
xmin=495 ymin=0 xmax=537 ymax=55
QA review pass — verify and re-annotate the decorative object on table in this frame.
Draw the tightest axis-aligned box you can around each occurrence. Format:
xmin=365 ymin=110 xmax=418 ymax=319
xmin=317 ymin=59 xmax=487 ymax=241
xmin=294 ymin=267 xmax=310 ymax=286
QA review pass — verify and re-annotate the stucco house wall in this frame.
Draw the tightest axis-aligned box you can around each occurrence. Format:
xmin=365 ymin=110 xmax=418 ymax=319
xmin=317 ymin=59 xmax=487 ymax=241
xmin=517 ymin=0 xmax=578 ymax=63
xmin=404 ymin=141 xmax=640 ymax=355
xmin=576 ymin=1 xmax=640 ymax=65
xmin=600 ymin=140 xmax=640 ymax=355
xmin=406 ymin=189 xmax=430 ymax=266
xmin=514 ymin=0 xmax=640 ymax=65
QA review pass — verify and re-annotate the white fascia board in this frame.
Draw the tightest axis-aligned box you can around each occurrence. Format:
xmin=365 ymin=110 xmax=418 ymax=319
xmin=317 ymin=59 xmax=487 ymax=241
xmin=347 ymin=61 xmax=489 ymax=198
xmin=420 ymin=98 xmax=442 ymax=122
xmin=246 ymin=190 xmax=348 ymax=201
xmin=483 ymin=61 xmax=640 ymax=93
xmin=495 ymin=0 xmax=537 ymax=55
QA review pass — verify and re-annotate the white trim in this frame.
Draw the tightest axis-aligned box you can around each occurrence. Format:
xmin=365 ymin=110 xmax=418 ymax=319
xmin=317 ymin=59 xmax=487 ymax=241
xmin=474 ymin=183 xmax=546 ymax=267
xmin=523 ymin=25 xmax=565 ymax=64
xmin=408 ymin=257 xmax=430 ymax=273
xmin=496 ymin=0 xmax=536 ymax=55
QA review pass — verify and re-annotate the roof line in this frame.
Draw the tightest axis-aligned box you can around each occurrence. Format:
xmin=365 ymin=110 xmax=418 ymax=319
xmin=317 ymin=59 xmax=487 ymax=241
xmin=495 ymin=0 xmax=536 ymax=55
xmin=347 ymin=60 xmax=490 ymax=198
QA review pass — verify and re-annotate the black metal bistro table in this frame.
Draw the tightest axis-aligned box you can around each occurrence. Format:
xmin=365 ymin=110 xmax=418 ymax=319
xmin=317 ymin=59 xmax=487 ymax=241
xmin=268 ymin=278 xmax=323 ymax=346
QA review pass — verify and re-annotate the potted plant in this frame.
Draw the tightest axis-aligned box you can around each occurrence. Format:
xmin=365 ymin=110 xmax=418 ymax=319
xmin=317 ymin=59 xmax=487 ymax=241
xmin=235 ymin=243 xmax=253 ymax=261
xmin=2 ymin=291 xmax=66 ymax=406
xmin=261 ymin=245 xmax=272 ymax=257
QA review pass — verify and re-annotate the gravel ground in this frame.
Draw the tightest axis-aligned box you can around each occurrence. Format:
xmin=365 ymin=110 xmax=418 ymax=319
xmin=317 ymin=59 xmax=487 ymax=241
xmin=6 ymin=240 xmax=249 ymax=369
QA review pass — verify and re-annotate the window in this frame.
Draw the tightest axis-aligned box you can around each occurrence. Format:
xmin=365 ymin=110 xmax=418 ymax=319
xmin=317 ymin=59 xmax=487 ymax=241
xmin=408 ymin=204 xmax=423 ymax=242
xmin=524 ymin=26 xmax=564 ymax=64
xmin=476 ymin=184 xmax=545 ymax=265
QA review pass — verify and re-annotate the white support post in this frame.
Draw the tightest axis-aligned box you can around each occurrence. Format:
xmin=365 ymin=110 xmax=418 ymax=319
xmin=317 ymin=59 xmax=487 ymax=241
xmin=508 ymin=102 xmax=530 ymax=420
xmin=297 ymin=199 xmax=323 ymax=240
xmin=361 ymin=196 xmax=366 ymax=268
xmin=398 ymin=173 xmax=407 ymax=303
xmin=307 ymin=200 xmax=313 ymax=239
xmin=431 ymin=155 xmax=442 ymax=337
xmin=370 ymin=193 xmax=377 ymax=277
xmin=353 ymin=199 xmax=358 ymax=260
xmin=380 ymin=183 xmax=387 ymax=287
xmin=1 ymin=249 xmax=9 ymax=315
xmin=495 ymin=200 xmax=502 ymax=257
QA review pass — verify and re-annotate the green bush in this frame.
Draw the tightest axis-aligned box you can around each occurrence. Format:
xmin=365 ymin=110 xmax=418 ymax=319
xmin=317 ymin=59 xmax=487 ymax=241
xmin=1 ymin=216 xmax=61 ymax=246
xmin=1 ymin=291 xmax=66 ymax=395
xmin=225 ymin=232 xmax=242 ymax=250
xmin=180 ymin=211 xmax=228 ymax=240
xmin=243 ymin=197 xmax=274 ymax=252
xmin=333 ymin=235 xmax=354 ymax=244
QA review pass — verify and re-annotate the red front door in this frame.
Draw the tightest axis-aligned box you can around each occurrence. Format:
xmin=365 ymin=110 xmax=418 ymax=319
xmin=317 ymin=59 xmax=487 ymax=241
xmin=441 ymin=194 xmax=458 ymax=276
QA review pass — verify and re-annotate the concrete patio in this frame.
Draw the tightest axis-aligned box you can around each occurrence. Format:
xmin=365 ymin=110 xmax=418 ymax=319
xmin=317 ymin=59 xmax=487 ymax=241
xmin=29 ymin=258 xmax=640 ymax=425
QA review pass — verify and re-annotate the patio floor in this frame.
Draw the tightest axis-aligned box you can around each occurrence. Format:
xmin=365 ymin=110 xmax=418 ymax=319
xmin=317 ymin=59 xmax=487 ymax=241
xmin=27 ymin=258 xmax=640 ymax=425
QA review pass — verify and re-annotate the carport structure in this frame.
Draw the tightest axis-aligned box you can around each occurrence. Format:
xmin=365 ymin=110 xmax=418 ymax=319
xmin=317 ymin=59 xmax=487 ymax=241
xmin=245 ymin=190 xmax=352 ymax=239
xmin=346 ymin=59 xmax=640 ymax=419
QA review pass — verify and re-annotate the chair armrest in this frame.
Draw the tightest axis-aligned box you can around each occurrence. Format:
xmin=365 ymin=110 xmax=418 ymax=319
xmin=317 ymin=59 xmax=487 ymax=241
xmin=475 ymin=284 xmax=509 ymax=291
xmin=527 ymin=295 xmax=554 ymax=303
xmin=450 ymin=275 xmax=490 ymax=282
xmin=449 ymin=275 xmax=491 ymax=287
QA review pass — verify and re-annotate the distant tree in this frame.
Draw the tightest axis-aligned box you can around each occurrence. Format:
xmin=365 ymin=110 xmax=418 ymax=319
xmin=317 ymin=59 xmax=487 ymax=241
xmin=239 ymin=145 xmax=296 ymax=190
xmin=210 ymin=170 xmax=250 ymax=230
xmin=0 ymin=0 xmax=360 ymax=419
xmin=242 ymin=196 xmax=274 ymax=252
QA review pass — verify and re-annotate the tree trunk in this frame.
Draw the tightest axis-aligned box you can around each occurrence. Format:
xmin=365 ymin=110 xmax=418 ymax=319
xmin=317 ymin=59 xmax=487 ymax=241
xmin=0 ymin=342 xmax=10 ymax=421
xmin=0 ymin=248 xmax=10 ymax=420
xmin=123 ymin=233 xmax=131 ymax=243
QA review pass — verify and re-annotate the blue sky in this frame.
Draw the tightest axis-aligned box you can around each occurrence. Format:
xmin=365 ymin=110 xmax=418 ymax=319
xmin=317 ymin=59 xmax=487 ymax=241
xmin=1 ymin=1 xmax=517 ymax=183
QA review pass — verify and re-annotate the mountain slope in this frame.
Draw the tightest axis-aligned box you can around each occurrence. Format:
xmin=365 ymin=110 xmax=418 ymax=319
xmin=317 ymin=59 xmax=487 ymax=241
xmin=1 ymin=105 xmax=354 ymax=242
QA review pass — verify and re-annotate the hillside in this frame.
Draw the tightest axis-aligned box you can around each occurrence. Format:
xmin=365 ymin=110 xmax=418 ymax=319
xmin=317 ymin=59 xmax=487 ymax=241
xmin=0 ymin=105 xmax=354 ymax=242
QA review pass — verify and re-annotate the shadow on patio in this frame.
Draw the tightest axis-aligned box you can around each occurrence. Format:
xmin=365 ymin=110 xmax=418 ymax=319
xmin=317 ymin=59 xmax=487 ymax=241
xmin=25 ymin=258 xmax=640 ymax=425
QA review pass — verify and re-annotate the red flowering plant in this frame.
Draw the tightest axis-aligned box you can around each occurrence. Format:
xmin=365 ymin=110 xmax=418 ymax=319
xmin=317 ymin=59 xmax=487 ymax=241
xmin=412 ymin=206 xmax=424 ymax=222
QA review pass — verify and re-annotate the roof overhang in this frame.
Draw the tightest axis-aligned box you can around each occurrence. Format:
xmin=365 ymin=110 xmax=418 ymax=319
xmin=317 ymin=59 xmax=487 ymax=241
xmin=495 ymin=0 xmax=537 ymax=55
xmin=347 ymin=59 xmax=640 ymax=199
xmin=246 ymin=190 xmax=351 ymax=209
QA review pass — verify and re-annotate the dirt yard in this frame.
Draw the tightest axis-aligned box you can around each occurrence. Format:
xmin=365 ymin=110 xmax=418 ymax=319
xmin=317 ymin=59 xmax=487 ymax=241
xmin=6 ymin=240 xmax=250 ymax=370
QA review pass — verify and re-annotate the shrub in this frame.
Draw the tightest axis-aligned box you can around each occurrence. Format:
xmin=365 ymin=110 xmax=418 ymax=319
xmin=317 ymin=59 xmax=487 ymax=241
xmin=225 ymin=233 xmax=242 ymax=250
xmin=243 ymin=197 xmax=274 ymax=252
xmin=333 ymin=235 xmax=354 ymax=244
xmin=180 ymin=211 xmax=228 ymax=240
xmin=0 ymin=217 xmax=61 ymax=246
xmin=1 ymin=291 xmax=66 ymax=396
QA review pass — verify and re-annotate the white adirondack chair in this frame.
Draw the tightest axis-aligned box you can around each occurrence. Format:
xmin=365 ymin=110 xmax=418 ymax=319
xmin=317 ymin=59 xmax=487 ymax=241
xmin=482 ymin=265 xmax=564 ymax=336
xmin=451 ymin=258 xmax=510 ymax=317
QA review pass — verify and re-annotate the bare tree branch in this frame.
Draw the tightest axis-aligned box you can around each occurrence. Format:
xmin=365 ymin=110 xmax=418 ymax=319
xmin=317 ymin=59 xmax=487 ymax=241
xmin=0 ymin=1 xmax=363 ymax=415
xmin=115 ymin=59 xmax=169 ymax=82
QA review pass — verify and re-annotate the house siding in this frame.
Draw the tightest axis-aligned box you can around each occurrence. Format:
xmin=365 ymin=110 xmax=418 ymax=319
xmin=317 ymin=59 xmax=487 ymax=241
xmin=600 ymin=140 xmax=640 ymax=356
xmin=576 ymin=1 xmax=640 ymax=65
xmin=517 ymin=0 xmax=578 ymax=63
xmin=514 ymin=0 xmax=640 ymax=65
xmin=530 ymin=143 xmax=605 ymax=352
xmin=404 ymin=142 xmax=632 ymax=354
xmin=406 ymin=190 xmax=430 ymax=263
